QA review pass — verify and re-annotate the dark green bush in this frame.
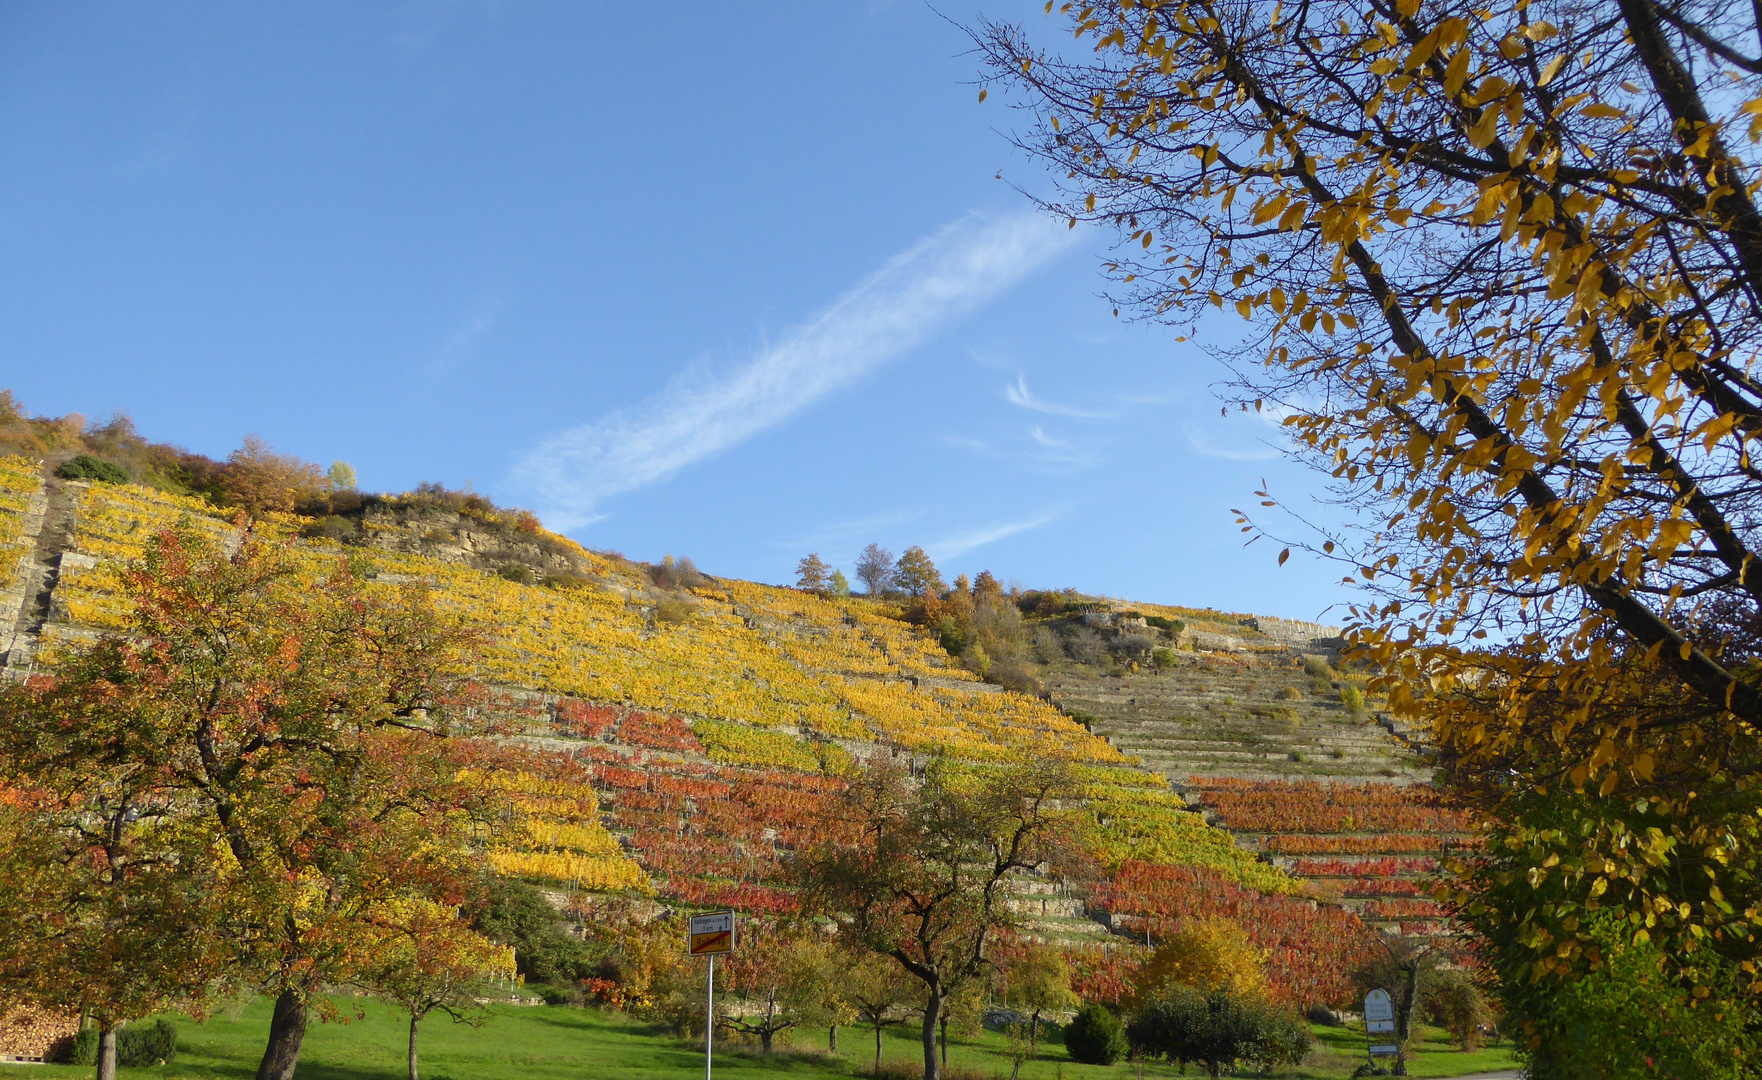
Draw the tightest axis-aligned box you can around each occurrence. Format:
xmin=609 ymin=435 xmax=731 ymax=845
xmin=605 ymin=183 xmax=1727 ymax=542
xmin=1065 ymin=1003 xmax=1129 ymax=1065
xmin=66 ymin=1029 xmax=97 ymax=1065
xmin=120 ymin=1019 xmax=178 ymax=1065
xmin=55 ymin=454 xmax=128 ymax=484
xmin=497 ymin=564 xmax=537 ymax=585
xmin=65 ymin=1020 xmax=178 ymax=1066
xmin=1127 ymin=986 xmax=1308 ymax=1076
xmin=469 ymin=877 xmax=595 ymax=984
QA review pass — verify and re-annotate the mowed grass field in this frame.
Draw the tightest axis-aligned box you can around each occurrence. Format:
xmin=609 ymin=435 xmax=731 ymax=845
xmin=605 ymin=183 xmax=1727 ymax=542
xmin=0 ymin=995 xmax=1516 ymax=1080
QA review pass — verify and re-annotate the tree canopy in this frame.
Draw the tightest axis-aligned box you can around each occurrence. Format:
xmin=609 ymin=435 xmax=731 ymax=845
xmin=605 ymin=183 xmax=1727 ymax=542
xmin=976 ymin=0 xmax=1762 ymax=998
xmin=796 ymin=755 xmax=1077 ymax=1080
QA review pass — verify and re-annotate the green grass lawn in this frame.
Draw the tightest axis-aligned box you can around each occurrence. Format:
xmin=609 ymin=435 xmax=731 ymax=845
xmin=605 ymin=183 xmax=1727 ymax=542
xmin=0 ymin=996 xmax=1515 ymax=1080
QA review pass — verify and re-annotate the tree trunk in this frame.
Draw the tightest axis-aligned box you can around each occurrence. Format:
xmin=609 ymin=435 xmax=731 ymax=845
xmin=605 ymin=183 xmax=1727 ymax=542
xmin=874 ymin=1023 xmax=883 ymax=1074
xmin=94 ymin=1024 xmax=119 ymax=1080
xmin=828 ymin=1024 xmax=837 ymax=1052
xmin=408 ymin=1012 xmax=420 ymax=1080
xmin=921 ymin=984 xmax=943 ymax=1080
xmin=255 ymin=989 xmax=308 ymax=1080
xmin=760 ymin=1029 xmax=773 ymax=1053
xmin=940 ymin=1016 xmax=947 ymax=1067
xmin=1030 ymin=1010 xmax=1040 ymax=1055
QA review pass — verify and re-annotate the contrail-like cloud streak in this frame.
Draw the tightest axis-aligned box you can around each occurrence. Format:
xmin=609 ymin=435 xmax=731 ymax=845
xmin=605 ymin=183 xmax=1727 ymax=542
xmin=509 ymin=211 xmax=1074 ymax=529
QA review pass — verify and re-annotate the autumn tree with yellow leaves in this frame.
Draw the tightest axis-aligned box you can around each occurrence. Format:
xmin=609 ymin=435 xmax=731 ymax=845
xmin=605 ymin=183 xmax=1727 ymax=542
xmin=974 ymin=0 xmax=1762 ymax=1016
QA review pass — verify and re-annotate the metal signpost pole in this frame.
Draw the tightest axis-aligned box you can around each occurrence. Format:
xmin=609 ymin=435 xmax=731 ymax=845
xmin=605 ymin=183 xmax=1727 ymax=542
xmin=687 ymin=910 xmax=735 ymax=1080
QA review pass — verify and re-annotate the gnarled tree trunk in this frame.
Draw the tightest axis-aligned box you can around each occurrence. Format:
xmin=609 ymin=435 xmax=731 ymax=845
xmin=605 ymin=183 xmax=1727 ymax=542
xmin=255 ymin=989 xmax=308 ymax=1080
xmin=921 ymin=983 xmax=943 ymax=1080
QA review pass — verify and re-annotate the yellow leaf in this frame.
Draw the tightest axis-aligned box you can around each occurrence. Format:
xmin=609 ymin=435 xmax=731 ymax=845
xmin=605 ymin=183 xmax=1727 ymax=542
xmin=978 ymin=88 xmax=988 ymax=103
xmin=1278 ymin=548 xmax=1290 ymax=566
xmin=1468 ymin=109 xmax=1500 ymax=148
xmin=1538 ymin=53 xmax=1565 ymax=86
xmin=1581 ymin=103 xmax=1626 ymax=120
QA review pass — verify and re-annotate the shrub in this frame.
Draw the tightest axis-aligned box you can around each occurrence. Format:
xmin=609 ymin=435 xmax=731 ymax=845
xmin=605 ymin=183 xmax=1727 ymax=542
xmin=302 ymin=515 xmax=360 ymax=542
xmin=1300 ymin=655 xmax=1334 ymax=679
xmin=469 ymin=877 xmax=595 ymax=984
xmin=653 ymin=554 xmax=704 ymax=590
xmin=1067 ymin=627 xmax=1106 ymax=664
xmin=1423 ymin=969 xmax=1491 ymax=1051
xmin=1501 ymin=912 xmax=1758 ymax=1079
xmin=1116 ymin=632 xmax=1155 ymax=655
xmin=55 ymin=454 xmax=128 ymax=484
xmin=1127 ymin=986 xmax=1308 ymax=1077
xmin=1065 ymin=1003 xmax=1129 ymax=1065
xmin=497 ymin=565 xmax=537 ymax=585
xmin=66 ymin=1020 xmax=178 ymax=1067
xmin=119 ymin=1020 xmax=177 ymax=1066
xmin=1279 ymin=685 xmax=1302 ymax=700
xmin=653 ymin=597 xmax=697 ymax=624
xmin=1339 ymin=686 xmax=1366 ymax=715
xmin=1142 ymin=614 xmax=1183 ymax=634
xmin=1151 ymin=646 xmax=1179 ymax=668
xmin=1030 ymin=626 xmax=1063 ymax=663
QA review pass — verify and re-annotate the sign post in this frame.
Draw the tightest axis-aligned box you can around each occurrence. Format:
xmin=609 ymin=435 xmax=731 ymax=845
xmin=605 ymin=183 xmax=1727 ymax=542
xmin=688 ymin=911 xmax=735 ymax=1080
xmin=1363 ymin=988 xmax=1398 ymax=1064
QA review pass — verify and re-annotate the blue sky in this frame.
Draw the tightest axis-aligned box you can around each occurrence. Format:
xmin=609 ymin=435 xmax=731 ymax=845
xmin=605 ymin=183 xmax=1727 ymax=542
xmin=0 ymin=2 xmax=1355 ymax=622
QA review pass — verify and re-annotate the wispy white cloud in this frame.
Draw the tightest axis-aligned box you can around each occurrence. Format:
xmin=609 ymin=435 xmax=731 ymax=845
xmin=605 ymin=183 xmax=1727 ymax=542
xmin=1004 ymin=375 xmax=1114 ymax=419
xmin=511 ymin=211 xmax=1076 ymax=529
xmin=928 ymin=513 xmax=1061 ymax=561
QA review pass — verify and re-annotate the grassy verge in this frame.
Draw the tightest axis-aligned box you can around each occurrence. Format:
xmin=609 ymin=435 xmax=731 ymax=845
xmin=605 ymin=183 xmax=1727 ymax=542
xmin=0 ymin=996 xmax=1514 ymax=1080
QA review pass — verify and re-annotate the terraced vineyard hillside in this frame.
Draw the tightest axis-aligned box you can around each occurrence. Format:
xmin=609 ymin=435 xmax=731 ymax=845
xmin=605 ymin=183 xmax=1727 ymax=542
xmin=1026 ymin=605 xmax=1463 ymax=937
xmin=0 ymin=452 xmax=1462 ymax=1007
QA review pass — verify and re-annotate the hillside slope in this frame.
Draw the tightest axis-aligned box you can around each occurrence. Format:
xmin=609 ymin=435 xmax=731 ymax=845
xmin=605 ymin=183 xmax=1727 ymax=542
xmin=0 ymin=454 xmax=1458 ymax=1004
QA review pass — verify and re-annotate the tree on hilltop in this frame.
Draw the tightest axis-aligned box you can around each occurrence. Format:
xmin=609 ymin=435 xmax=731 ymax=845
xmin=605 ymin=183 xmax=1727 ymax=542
xmin=796 ymin=553 xmax=832 ymax=595
xmin=855 ymin=543 xmax=895 ymax=596
xmin=892 ymin=545 xmax=945 ymax=598
xmin=974 ymin=0 xmax=1762 ymax=1010
xmin=217 ymin=435 xmax=327 ymax=515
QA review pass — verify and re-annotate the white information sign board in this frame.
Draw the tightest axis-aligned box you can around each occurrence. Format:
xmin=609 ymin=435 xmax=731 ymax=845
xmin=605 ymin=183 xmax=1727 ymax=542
xmin=1364 ymin=988 xmax=1396 ymax=1035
